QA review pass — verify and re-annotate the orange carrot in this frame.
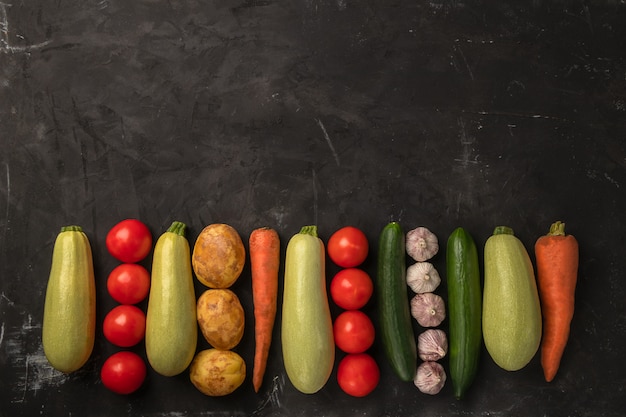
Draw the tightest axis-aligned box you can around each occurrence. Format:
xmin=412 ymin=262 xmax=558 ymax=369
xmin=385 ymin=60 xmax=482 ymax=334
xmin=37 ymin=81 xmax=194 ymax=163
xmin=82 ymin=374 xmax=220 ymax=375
xmin=534 ymin=221 xmax=578 ymax=382
xmin=249 ymin=227 xmax=281 ymax=392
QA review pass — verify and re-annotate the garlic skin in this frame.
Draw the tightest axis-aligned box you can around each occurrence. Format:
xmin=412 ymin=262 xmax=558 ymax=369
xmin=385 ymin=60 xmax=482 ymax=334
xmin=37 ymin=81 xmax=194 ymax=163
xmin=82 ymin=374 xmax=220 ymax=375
xmin=410 ymin=293 xmax=446 ymax=327
xmin=406 ymin=227 xmax=439 ymax=262
xmin=406 ymin=262 xmax=441 ymax=293
xmin=414 ymin=361 xmax=446 ymax=395
xmin=418 ymin=329 xmax=448 ymax=361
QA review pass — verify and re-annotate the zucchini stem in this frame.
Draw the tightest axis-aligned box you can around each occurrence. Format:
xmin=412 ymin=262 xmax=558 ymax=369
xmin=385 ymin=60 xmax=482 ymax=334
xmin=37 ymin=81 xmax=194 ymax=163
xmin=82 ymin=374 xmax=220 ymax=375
xmin=299 ymin=225 xmax=318 ymax=237
xmin=493 ymin=226 xmax=514 ymax=236
xmin=548 ymin=221 xmax=566 ymax=236
xmin=61 ymin=225 xmax=83 ymax=233
xmin=167 ymin=221 xmax=187 ymax=237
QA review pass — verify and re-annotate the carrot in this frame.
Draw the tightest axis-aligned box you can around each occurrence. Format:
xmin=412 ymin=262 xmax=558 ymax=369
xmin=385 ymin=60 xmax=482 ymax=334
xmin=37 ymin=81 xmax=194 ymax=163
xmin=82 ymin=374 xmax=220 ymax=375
xmin=249 ymin=227 xmax=281 ymax=392
xmin=534 ymin=221 xmax=579 ymax=382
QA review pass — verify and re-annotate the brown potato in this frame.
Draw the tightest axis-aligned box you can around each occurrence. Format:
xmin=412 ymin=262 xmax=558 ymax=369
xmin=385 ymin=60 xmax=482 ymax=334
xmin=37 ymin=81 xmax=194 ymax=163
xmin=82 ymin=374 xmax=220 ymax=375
xmin=189 ymin=349 xmax=246 ymax=396
xmin=192 ymin=223 xmax=245 ymax=288
xmin=196 ymin=289 xmax=244 ymax=350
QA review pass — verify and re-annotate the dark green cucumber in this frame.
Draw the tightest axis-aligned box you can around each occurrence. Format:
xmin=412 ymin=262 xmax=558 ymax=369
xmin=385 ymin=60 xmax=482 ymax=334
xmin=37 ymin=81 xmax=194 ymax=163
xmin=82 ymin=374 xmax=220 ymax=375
xmin=377 ymin=222 xmax=417 ymax=382
xmin=446 ymin=227 xmax=482 ymax=399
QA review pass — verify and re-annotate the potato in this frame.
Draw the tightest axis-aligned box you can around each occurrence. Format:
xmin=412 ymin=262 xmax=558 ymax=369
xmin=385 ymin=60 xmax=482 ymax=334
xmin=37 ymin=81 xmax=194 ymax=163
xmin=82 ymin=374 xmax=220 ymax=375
xmin=192 ymin=223 xmax=245 ymax=288
xmin=189 ymin=349 xmax=246 ymax=396
xmin=197 ymin=289 xmax=245 ymax=350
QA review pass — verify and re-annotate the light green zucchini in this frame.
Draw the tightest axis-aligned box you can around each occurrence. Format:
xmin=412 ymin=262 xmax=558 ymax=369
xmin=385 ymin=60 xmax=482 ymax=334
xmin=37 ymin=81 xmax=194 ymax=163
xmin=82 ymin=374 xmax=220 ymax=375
xmin=42 ymin=225 xmax=96 ymax=373
xmin=281 ymin=225 xmax=335 ymax=394
xmin=145 ymin=221 xmax=198 ymax=376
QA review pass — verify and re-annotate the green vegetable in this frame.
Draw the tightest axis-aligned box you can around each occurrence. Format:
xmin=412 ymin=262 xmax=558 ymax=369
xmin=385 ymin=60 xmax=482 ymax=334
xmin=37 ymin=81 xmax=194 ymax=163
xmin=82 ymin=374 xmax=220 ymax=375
xmin=281 ymin=226 xmax=335 ymax=394
xmin=446 ymin=227 xmax=482 ymax=399
xmin=483 ymin=226 xmax=542 ymax=371
xmin=377 ymin=222 xmax=417 ymax=382
xmin=145 ymin=221 xmax=198 ymax=376
xmin=42 ymin=225 xmax=96 ymax=373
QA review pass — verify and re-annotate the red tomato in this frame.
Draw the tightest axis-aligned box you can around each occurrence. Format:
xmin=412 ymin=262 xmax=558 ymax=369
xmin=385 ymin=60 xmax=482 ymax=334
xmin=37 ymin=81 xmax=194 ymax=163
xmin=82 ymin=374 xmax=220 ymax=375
xmin=333 ymin=310 xmax=375 ymax=354
xmin=101 ymin=351 xmax=146 ymax=395
xmin=330 ymin=268 xmax=373 ymax=310
xmin=103 ymin=305 xmax=146 ymax=348
xmin=106 ymin=219 xmax=152 ymax=263
xmin=107 ymin=263 xmax=151 ymax=305
xmin=337 ymin=353 xmax=380 ymax=397
xmin=327 ymin=226 xmax=369 ymax=268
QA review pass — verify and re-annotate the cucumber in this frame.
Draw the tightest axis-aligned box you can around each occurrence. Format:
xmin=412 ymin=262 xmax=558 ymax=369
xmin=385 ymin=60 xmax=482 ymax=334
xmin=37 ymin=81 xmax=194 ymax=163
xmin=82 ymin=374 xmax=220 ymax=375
xmin=145 ymin=221 xmax=198 ymax=376
xmin=483 ymin=226 xmax=542 ymax=371
xmin=281 ymin=225 xmax=334 ymax=394
xmin=446 ymin=227 xmax=482 ymax=399
xmin=42 ymin=226 xmax=96 ymax=373
xmin=377 ymin=222 xmax=417 ymax=382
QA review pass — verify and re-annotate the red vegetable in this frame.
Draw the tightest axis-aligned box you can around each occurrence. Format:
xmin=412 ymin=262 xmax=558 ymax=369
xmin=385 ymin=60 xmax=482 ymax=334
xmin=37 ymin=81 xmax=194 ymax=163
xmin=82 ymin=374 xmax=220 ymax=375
xmin=106 ymin=219 xmax=152 ymax=263
xmin=327 ymin=226 xmax=369 ymax=268
xmin=100 ymin=351 xmax=147 ymax=395
xmin=534 ymin=221 xmax=579 ymax=382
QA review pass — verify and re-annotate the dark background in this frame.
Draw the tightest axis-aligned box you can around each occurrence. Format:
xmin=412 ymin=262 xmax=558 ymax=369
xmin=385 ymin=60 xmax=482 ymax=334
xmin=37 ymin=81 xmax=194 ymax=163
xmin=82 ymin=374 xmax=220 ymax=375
xmin=1 ymin=0 xmax=625 ymax=416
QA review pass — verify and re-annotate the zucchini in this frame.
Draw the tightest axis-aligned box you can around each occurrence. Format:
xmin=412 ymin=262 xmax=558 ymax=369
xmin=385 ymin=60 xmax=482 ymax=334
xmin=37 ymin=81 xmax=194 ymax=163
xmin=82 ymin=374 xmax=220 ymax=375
xmin=483 ymin=226 xmax=542 ymax=371
xmin=145 ymin=221 xmax=198 ymax=376
xmin=446 ymin=227 xmax=482 ymax=399
xmin=42 ymin=225 xmax=96 ymax=373
xmin=376 ymin=222 xmax=417 ymax=382
xmin=281 ymin=225 xmax=334 ymax=394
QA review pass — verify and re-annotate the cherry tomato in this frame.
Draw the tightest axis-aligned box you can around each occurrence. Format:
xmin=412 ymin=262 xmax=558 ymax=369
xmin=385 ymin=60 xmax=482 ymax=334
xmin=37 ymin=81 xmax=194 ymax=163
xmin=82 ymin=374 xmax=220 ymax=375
xmin=106 ymin=219 xmax=152 ymax=263
xmin=337 ymin=353 xmax=380 ymax=397
xmin=327 ymin=226 xmax=369 ymax=268
xmin=101 ymin=351 xmax=146 ymax=395
xmin=333 ymin=310 xmax=375 ymax=354
xmin=107 ymin=263 xmax=151 ymax=305
xmin=103 ymin=305 xmax=146 ymax=348
xmin=330 ymin=268 xmax=373 ymax=310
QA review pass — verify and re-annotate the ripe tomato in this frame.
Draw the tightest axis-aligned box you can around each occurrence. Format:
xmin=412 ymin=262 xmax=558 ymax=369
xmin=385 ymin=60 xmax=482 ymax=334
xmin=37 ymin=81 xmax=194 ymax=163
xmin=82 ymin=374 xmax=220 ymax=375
xmin=101 ymin=351 xmax=146 ymax=395
xmin=330 ymin=268 xmax=373 ymax=310
xmin=327 ymin=226 xmax=369 ymax=268
xmin=333 ymin=310 xmax=375 ymax=353
xmin=107 ymin=263 xmax=151 ymax=305
xmin=337 ymin=353 xmax=380 ymax=397
xmin=106 ymin=219 xmax=152 ymax=263
xmin=103 ymin=305 xmax=146 ymax=348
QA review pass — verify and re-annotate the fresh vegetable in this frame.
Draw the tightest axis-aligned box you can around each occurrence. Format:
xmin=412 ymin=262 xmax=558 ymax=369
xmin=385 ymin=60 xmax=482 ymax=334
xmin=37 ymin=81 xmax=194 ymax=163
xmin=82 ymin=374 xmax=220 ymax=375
xmin=414 ymin=361 xmax=446 ymax=395
xmin=336 ymin=353 xmax=380 ymax=397
xmin=330 ymin=268 xmax=373 ymax=310
xmin=100 ymin=351 xmax=147 ymax=395
xmin=189 ymin=349 xmax=246 ymax=397
xmin=410 ymin=292 xmax=446 ymax=327
xmin=327 ymin=226 xmax=369 ymax=268
xmin=42 ymin=225 xmax=96 ymax=373
xmin=483 ymin=226 xmax=542 ymax=371
xmin=417 ymin=329 xmax=448 ymax=361
xmin=534 ymin=221 xmax=579 ymax=382
xmin=281 ymin=225 xmax=335 ymax=394
xmin=145 ymin=221 xmax=197 ymax=376
xmin=192 ymin=223 xmax=246 ymax=289
xmin=249 ymin=227 xmax=281 ymax=393
xmin=446 ymin=226 xmax=482 ymax=399
xmin=105 ymin=219 xmax=152 ymax=263
xmin=103 ymin=305 xmax=146 ymax=348
xmin=196 ymin=289 xmax=245 ymax=350
xmin=377 ymin=221 xmax=417 ymax=382
xmin=333 ymin=310 xmax=376 ymax=354
xmin=106 ymin=263 xmax=151 ymax=305
xmin=406 ymin=226 xmax=439 ymax=262
xmin=406 ymin=262 xmax=441 ymax=293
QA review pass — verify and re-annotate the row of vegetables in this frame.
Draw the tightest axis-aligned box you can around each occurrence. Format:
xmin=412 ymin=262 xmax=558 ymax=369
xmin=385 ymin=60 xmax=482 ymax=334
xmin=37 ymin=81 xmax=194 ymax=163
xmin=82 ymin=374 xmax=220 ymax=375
xmin=40 ymin=218 xmax=578 ymax=400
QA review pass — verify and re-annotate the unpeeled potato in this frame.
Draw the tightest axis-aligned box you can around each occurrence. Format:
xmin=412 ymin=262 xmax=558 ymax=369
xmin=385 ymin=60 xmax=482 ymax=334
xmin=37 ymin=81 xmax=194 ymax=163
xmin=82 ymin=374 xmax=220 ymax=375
xmin=192 ymin=223 xmax=245 ymax=288
xmin=189 ymin=348 xmax=246 ymax=396
xmin=197 ymin=289 xmax=245 ymax=350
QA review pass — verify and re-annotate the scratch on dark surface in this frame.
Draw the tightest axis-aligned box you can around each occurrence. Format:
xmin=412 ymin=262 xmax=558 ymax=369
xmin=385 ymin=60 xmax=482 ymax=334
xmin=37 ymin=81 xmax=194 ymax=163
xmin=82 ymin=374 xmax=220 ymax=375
xmin=252 ymin=375 xmax=282 ymax=415
xmin=315 ymin=118 xmax=340 ymax=166
xmin=3 ymin=162 xmax=9 ymax=229
xmin=453 ymin=42 xmax=474 ymax=81
xmin=464 ymin=109 xmax=573 ymax=123
xmin=312 ymin=168 xmax=318 ymax=225
xmin=0 ymin=2 xmax=51 ymax=53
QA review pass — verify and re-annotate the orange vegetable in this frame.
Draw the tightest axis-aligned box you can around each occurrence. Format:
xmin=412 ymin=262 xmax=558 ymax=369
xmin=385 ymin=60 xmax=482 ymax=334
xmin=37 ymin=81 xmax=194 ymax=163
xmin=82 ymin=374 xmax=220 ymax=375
xmin=249 ymin=227 xmax=281 ymax=392
xmin=534 ymin=221 xmax=579 ymax=382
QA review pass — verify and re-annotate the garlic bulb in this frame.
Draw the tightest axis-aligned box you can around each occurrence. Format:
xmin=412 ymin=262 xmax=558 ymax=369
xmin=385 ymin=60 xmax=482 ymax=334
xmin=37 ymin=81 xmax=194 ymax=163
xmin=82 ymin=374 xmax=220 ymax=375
xmin=406 ymin=227 xmax=439 ymax=262
xmin=414 ymin=361 xmax=446 ymax=395
xmin=417 ymin=329 xmax=448 ymax=361
xmin=406 ymin=262 xmax=441 ymax=293
xmin=410 ymin=293 xmax=446 ymax=327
